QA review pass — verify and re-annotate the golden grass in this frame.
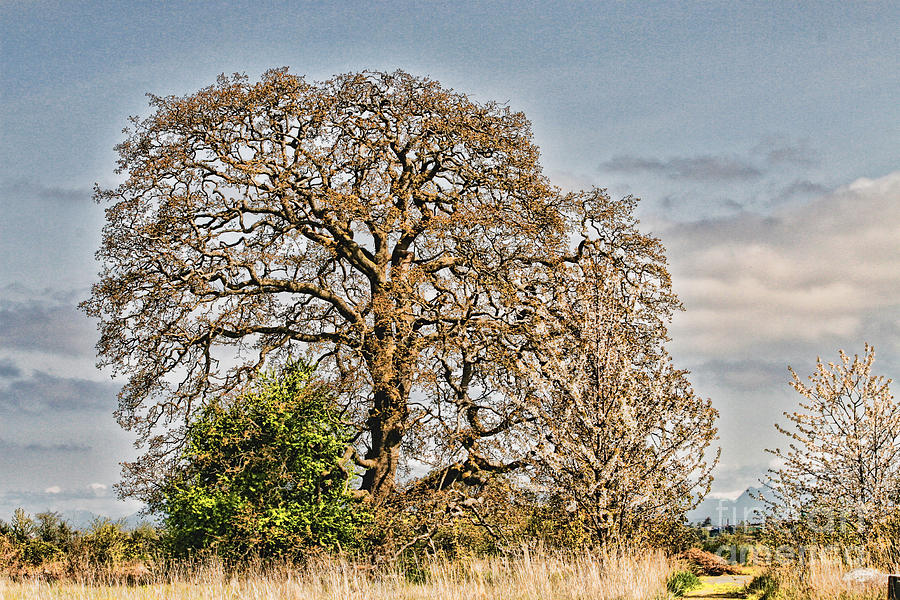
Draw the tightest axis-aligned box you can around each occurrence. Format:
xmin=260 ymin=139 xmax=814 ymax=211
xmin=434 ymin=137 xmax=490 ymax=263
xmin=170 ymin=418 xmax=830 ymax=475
xmin=759 ymin=548 xmax=900 ymax=600
xmin=0 ymin=548 xmax=672 ymax=600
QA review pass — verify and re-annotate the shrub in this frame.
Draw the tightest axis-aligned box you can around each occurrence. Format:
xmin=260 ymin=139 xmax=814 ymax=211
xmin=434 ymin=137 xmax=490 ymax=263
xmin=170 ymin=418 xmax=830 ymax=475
xmin=4 ymin=510 xmax=74 ymax=567
xmin=746 ymin=572 xmax=779 ymax=600
xmin=78 ymin=518 xmax=130 ymax=565
xmin=34 ymin=512 xmax=75 ymax=549
xmin=9 ymin=509 xmax=35 ymax=545
xmin=676 ymin=547 xmax=743 ymax=575
xmin=0 ymin=509 xmax=162 ymax=579
xmin=159 ymin=360 xmax=370 ymax=560
xmin=667 ymin=569 xmax=702 ymax=597
xmin=125 ymin=522 xmax=160 ymax=561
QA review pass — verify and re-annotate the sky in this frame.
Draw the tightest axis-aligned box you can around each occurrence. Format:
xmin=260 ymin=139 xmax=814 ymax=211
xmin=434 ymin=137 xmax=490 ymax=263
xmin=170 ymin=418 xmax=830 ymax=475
xmin=1 ymin=0 xmax=898 ymax=519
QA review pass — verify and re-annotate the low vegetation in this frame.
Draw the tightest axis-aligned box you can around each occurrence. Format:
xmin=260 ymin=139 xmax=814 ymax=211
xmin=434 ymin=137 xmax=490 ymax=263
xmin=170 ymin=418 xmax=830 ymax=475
xmin=746 ymin=549 xmax=900 ymax=600
xmin=666 ymin=570 xmax=702 ymax=597
xmin=3 ymin=350 xmax=898 ymax=598
xmin=676 ymin=547 xmax=744 ymax=576
xmin=0 ymin=547 xmax=672 ymax=600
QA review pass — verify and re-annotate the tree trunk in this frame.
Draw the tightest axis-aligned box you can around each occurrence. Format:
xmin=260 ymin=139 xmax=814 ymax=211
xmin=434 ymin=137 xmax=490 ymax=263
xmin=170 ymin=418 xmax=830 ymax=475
xmin=358 ymin=288 xmax=413 ymax=501
xmin=360 ymin=387 xmax=404 ymax=501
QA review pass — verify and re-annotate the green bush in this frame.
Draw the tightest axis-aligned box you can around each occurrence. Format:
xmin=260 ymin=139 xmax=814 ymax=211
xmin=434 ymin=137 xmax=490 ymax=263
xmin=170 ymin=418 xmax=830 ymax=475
xmin=159 ymin=360 xmax=370 ymax=560
xmin=667 ymin=569 xmax=702 ymax=597
xmin=9 ymin=509 xmax=36 ymax=545
xmin=746 ymin=572 xmax=778 ymax=600
xmin=79 ymin=518 xmax=130 ymax=565
xmin=125 ymin=522 xmax=161 ymax=561
xmin=34 ymin=512 xmax=76 ymax=549
xmin=5 ymin=510 xmax=76 ymax=567
xmin=0 ymin=509 xmax=161 ymax=576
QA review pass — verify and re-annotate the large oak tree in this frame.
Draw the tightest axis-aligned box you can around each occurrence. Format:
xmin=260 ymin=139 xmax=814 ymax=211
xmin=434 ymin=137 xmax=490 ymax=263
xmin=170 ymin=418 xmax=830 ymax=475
xmin=85 ymin=69 xmax=714 ymax=509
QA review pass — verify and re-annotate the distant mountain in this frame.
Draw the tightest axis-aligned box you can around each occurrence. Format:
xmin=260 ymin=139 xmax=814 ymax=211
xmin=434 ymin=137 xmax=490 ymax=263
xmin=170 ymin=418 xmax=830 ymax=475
xmin=59 ymin=509 xmax=101 ymax=531
xmin=687 ymin=487 xmax=766 ymax=526
xmin=123 ymin=511 xmax=161 ymax=529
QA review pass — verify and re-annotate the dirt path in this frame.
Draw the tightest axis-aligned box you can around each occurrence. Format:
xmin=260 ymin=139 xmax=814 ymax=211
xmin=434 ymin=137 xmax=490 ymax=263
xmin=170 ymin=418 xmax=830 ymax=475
xmin=685 ymin=574 xmax=753 ymax=600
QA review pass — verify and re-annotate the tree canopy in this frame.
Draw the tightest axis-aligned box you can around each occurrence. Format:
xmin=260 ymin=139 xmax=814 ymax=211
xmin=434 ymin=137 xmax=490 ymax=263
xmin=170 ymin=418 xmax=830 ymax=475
xmin=84 ymin=68 xmax=715 ymax=513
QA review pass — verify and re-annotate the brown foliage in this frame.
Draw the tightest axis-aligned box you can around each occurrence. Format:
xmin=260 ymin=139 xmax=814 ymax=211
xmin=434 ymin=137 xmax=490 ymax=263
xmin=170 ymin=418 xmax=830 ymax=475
xmin=676 ymin=547 xmax=743 ymax=576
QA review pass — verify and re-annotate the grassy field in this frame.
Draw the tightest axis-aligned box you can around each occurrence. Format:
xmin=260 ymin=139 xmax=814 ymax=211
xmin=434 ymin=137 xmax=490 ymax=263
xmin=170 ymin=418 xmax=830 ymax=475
xmin=0 ymin=548 xmax=672 ymax=600
xmin=763 ymin=552 xmax=893 ymax=600
xmin=5 ymin=545 xmax=897 ymax=600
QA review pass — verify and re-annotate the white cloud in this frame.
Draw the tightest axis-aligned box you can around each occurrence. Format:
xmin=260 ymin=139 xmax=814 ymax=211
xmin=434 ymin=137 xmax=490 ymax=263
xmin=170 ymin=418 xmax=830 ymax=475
xmin=657 ymin=171 xmax=900 ymax=497
xmin=664 ymin=170 xmax=900 ymax=357
xmin=0 ymin=487 xmax=142 ymax=521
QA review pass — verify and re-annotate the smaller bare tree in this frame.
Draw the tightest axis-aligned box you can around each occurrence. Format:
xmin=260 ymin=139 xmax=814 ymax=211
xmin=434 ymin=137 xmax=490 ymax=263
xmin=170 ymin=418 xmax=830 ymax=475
xmin=764 ymin=345 xmax=900 ymax=540
xmin=512 ymin=247 xmax=719 ymax=544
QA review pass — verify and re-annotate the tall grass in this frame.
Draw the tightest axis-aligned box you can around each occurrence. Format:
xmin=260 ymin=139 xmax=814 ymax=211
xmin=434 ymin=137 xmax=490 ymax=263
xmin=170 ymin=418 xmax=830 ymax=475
xmin=753 ymin=547 xmax=900 ymax=600
xmin=0 ymin=547 xmax=672 ymax=600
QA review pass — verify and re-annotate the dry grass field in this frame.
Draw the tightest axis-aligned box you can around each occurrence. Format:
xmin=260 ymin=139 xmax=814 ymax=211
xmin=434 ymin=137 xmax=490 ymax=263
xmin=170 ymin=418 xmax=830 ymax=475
xmin=766 ymin=552 xmax=897 ymax=600
xmin=0 ymin=548 xmax=673 ymax=600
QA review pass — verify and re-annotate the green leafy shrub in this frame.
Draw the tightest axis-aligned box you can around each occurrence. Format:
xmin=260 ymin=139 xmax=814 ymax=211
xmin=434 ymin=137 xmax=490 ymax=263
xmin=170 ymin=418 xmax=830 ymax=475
xmin=78 ymin=518 xmax=130 ymax=565
xmin=9 ymin=509 xmax=36 ymax=545
xmin=125 ymin=522 xmax=160 ymax=561
xmin=21 ymin=539 xmax=63 ymax=566
xmin=667 ymin=570 xmax=702 ymax=597
xmin=159 ymin=360 xmax=370 ymax=560
xmin=0 ymin=509 xmax=161 ymax=579
xmin=34 ymin=512 xmax=75 ymax=549
xmin=5 ymin=510 xmax=75 ymax=567
xmin=746 ymin=572 xmax=778 ymax=600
